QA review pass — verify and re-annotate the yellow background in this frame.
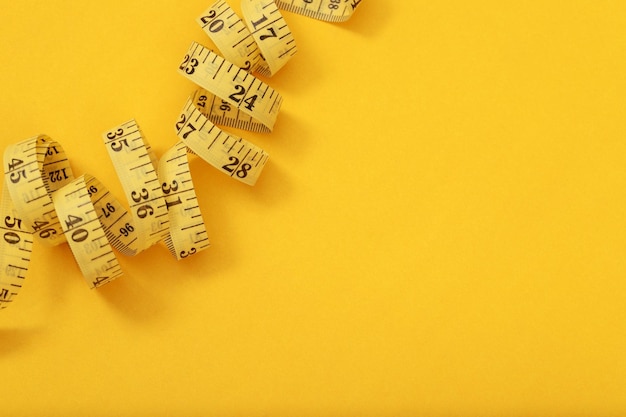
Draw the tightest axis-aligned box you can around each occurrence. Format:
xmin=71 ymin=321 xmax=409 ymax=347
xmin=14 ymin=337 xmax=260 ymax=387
xmin=1 ymin=1 xmax=626 ymax=415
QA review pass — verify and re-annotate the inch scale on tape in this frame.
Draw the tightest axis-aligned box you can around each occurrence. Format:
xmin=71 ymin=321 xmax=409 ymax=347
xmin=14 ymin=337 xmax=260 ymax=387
xmin=4 ymin=136 xmax=74 ymax=247
xmin=175 ymin=89 xmax=270 ymax=186
xmin=178 ymin=41 xmax=283 ymax=132
xmin=197 ymin=0 xmax=271 ymax=77
xmin=194 ymin=88 xmax=270 ymax=134
xmin=52 ymin=174 xmax=123 ymax=288
xmin=241 ymin=0 xmax=297 ymax=75
xmin=274 ymin=0 xmax=362 ymax=23
xmin=0 ymin=189 xmax=33 ymax=306
xmin=101 ymin=120 xmax=170 ymax=253
xmin=0 ymin=0 xmax=363 ymax=310
xmin=157 ymin=140 xmax=210 ymax=260
xmin=197 ymin=0 xmax=298 ymax=77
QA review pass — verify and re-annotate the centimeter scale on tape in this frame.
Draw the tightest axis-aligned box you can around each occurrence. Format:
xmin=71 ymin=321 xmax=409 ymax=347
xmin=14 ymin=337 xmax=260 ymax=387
xmin=0 ymin=0 xmax=363 ymax=310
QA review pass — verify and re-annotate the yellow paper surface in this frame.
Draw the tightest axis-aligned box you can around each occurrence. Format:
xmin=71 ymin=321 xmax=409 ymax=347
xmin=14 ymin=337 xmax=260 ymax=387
xmin=1 ymin=1 xmax=626 ymax=415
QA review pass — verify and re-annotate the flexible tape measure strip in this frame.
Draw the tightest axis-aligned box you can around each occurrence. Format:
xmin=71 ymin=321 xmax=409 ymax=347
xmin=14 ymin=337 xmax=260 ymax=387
xmin=197 ymin=0 xmax=271 ymax=77
xmin=157 ymin=140 xmax=210 ymax=260
xmin=101 ymin=120 xmax=170 ymax=253
xmin=241 ymin=0 xmax=297 ymax=76
xmin=3 ymin=136 xmax=75 ymax=248
xmin=194 ymin=88 xmax=270 ymax=134
xmin=98 ymin=119 xmax=209 ymax=261
xmin=178 ymin=41 xmax=283 ymax=132
xmin=198 ymin=0 xmax=298 ymax=77
xmin=0 ymin=185 xmax=33 ymax=307
xmin=52 ymin=174 xmax=123 ymax=288
xmin=275 ymin=0 xmax=362 ymax=23
xmin=175 ymin=89 xmax=270 ymax=186
xmin=0 ymin=0 xmax=363 ymax=310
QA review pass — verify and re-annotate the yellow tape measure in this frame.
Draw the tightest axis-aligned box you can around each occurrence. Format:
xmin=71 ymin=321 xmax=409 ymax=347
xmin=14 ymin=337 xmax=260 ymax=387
xmin=0 ymin=0 xmax=363 ymax=310
xmin=274 ymin=0 xmax=362 ymax=23
xmin=178 ymin=41 xmax=283 ymax=132
xmin=198 ymin=0 xmax=297 ymax=76
xmin=176 ymin=90 xmax=270 ymax=185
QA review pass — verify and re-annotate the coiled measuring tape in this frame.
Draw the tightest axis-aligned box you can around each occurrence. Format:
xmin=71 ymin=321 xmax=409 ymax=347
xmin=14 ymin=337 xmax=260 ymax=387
xmin=0 ymin=0 xmax=363 ymax=310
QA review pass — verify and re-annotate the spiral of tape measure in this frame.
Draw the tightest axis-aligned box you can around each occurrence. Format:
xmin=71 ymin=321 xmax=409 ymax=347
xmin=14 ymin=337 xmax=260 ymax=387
xmin=0 ymin=0 xmax=363 ymax=310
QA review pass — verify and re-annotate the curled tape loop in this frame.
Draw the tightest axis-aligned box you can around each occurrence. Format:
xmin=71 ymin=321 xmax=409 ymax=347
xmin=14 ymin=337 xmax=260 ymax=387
xmin=0 ymin=0 xmax=363 ymax=309
xmin=175 ymin=91 xmax=270 ymax=186
xmin=178 ymin=41 xmax=283 ymax=132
